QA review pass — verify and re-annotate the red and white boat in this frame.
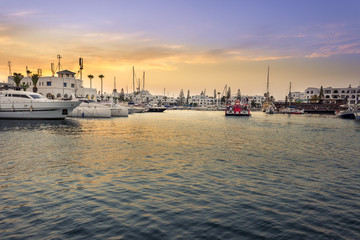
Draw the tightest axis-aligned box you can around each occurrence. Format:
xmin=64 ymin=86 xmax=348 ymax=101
xmin=225 ymin=100 xmax=251 ymax=116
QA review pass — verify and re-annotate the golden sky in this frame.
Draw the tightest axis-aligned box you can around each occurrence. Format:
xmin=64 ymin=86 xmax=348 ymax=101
xmin=1 ymin=0 xmax=360 ymax=99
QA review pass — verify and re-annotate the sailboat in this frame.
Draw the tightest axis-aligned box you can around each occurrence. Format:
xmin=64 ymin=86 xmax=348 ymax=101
xmin=280 ymin=82 xmax=304 ymax=114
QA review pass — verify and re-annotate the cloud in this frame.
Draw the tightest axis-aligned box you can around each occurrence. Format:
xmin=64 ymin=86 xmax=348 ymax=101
xmin=6 ymin=9 xmax=40 ymax=18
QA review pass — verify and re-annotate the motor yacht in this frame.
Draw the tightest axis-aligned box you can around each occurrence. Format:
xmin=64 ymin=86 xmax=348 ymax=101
xmin=0 ymin=89 xmax=80 ymax=120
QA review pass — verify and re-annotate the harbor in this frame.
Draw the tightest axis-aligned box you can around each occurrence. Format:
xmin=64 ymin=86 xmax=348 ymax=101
xmin=1 ymin=1 xmax=360 ymax=239
xmin=1 ymin=111 xmax=360 ymax=239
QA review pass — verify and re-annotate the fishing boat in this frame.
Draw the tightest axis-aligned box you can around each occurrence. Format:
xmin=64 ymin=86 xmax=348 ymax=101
xmin=0 ymin=89 xmax=80 ymax=120
xmin=225 ymin=100 xmax=251 ymax=116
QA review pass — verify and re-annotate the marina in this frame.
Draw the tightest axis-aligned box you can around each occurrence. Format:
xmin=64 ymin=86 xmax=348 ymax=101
xmin=1 ymin=111 xmax=359 ymax=239
xmin=1 ymin=1 xmax=360 ymax=239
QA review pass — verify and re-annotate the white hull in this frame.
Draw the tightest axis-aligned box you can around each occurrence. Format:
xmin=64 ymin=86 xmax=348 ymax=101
xmin=0 ymin=108 xmax=70 ymax=120
xmin=68 ymin=106 xmax=111 ymax=118
xmin=128 ymin=107 xmax=146 ymax=114
xmin=0 ymin=90 xmax=80 ymax=120
xmin=110 ymin=107 xmax=128 ymax=117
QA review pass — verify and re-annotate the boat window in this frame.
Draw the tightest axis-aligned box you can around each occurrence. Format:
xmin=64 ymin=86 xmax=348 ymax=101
xmin=21 ymin=95 xmax=30 ymax=98
xmin=30 ymin=94 xmax=44 ymax=99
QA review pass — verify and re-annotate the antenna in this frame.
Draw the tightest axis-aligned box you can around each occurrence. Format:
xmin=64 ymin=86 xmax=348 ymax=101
xmin=8 ymin=61 xmax=12 ymax=76
xmin=114 ymin=76 xmax=117 ymax=92
xmin=57 ymin=54 xmax=62 ymax=72
xmin=51 ymin=63 xmax=55 ymax=77
xmin=79 ymin=57 xmax=83 ymax=80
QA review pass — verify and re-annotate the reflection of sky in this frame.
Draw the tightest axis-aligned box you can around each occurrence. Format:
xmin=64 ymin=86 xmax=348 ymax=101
xmin=1 ymin=0 xmax=360 ymax=99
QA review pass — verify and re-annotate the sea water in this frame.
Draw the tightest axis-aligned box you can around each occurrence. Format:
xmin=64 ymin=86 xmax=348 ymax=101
xmin=1 ymin=111 xmax=359 ymax=239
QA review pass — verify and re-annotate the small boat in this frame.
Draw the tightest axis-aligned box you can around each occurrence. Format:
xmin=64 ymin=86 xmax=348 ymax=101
xmin=128 ymin=106 xmax=147 ymax=114
xmin=100 ymin=102 xmax=128 ymax=117
xmin=68 ymin=99 xmax=111 ymax=118
xmin=0 ymin=89 xmax=81 ymax=120
xmin=336 ymin=110 xmax=355 ymax=119
xmin=280 ymin=107 xmax=305 ymax=114
xmin=225 ymin=100 xmax=251 ymax=116
xmin=148 ymin=105 xmax=167 ymax=112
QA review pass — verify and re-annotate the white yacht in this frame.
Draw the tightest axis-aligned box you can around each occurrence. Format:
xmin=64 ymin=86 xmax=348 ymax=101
xmin=67 ymin=99 xmax=111 ymax=118
xmin=128 ymin=106 xmax=147 ymax=114
xmin=100 ymin=102 xmax=129 ymax=117
xmin=0 ymin=89 xmax=81 ymax=120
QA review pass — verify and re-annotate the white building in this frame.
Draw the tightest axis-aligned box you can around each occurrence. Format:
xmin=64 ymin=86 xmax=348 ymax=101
xmin=305 ymin=85 xmax=360 ymax=104
xmin=8 ymin=70 xmax=97 ymax=99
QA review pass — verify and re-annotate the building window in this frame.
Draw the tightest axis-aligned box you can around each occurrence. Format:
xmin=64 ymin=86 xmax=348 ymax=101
xmin=71 ymin=83 xmax=75 ymax=88
xmin=46 ymin=81 xmax=51 ymax=86
xmin=64 ymin=83 xmax=67 ymax=87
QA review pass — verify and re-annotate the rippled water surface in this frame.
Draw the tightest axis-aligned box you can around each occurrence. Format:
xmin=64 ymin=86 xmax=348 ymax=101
xmin=1 ymin=111 xmax=360 ymax=239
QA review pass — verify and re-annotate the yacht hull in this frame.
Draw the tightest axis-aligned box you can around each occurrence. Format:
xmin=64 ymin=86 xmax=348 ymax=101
xmin=68 ymin=106 xmax=111 ymax=118
xmin=0 ymin=101 xmax=80 ymax=120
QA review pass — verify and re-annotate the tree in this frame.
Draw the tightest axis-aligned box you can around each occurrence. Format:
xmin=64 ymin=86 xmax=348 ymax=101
xmin=178 ymin=89 xmax=185 ymax=106
xmin=98 ymin=74 xmax=104 ymax=95
xmin=12 ymin=73 xmax=23 ymax=87
xmin=31 ymin=74 xmax=40 ymax=93
xmin=21 ymin=83 xmax=29 ymax=91
xmin=251 ymin=99 xmax=256 ymax=108
xmin=187 ymin=90 xmax=190 ymax=105
xmin=237 ymin=89 xmax=241 ymax=100
xmin=88 ymin=74 xmax=94 ymax=88
xmin=119 ymin=88 xmax=125 ymax=101
xmin=214 ymin=89 xmax=217 ymax=99
xmin=226 ymin=87 xmax=231 ymax=100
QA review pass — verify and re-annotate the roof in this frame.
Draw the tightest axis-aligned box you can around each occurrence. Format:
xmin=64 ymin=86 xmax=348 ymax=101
xmin=57 ymin=70 xmax=76 ymax=75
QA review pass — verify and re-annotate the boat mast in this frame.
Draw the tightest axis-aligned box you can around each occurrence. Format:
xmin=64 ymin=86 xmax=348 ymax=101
xmin=132 ymin=66 xmax=135 ymax=94
xmin=266 ymin=66 xmax=270 ymax=101
xmin=288 ymin=82 xmax=292 ymax=105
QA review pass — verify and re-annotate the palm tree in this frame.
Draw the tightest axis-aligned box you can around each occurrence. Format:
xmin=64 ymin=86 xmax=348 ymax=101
xmin=12 ymin=73 xmax=24 ymax=88
xmin=21 ymin=83 xmax=29 ymax=91
xmin=31 ymin=74 xmax=40 ymax=93
xmin=98 ymin=74 xmax=104 ymax=96
xmin=88 ymin=74 xmax=94 ymax=88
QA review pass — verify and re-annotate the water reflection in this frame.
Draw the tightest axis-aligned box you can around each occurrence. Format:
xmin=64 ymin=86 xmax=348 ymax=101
xmin=1 ymin=111 xmax=360 ymax=239
xmin=0 ymin=119 xmax=80 ymax=132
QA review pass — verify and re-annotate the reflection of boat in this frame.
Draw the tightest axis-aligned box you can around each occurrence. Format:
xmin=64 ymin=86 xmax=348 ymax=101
xmin=225 ymin=100 xmax=251 ymax=116
xmin=68 ymin=99 xmax=111 ymax=118
xmin=0 ymin=89 xmax=80 ymax=120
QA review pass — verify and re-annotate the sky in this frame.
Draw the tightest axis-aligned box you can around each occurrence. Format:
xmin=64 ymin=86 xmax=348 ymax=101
xmin=1 ymin=0 xmax=360 ymax=99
